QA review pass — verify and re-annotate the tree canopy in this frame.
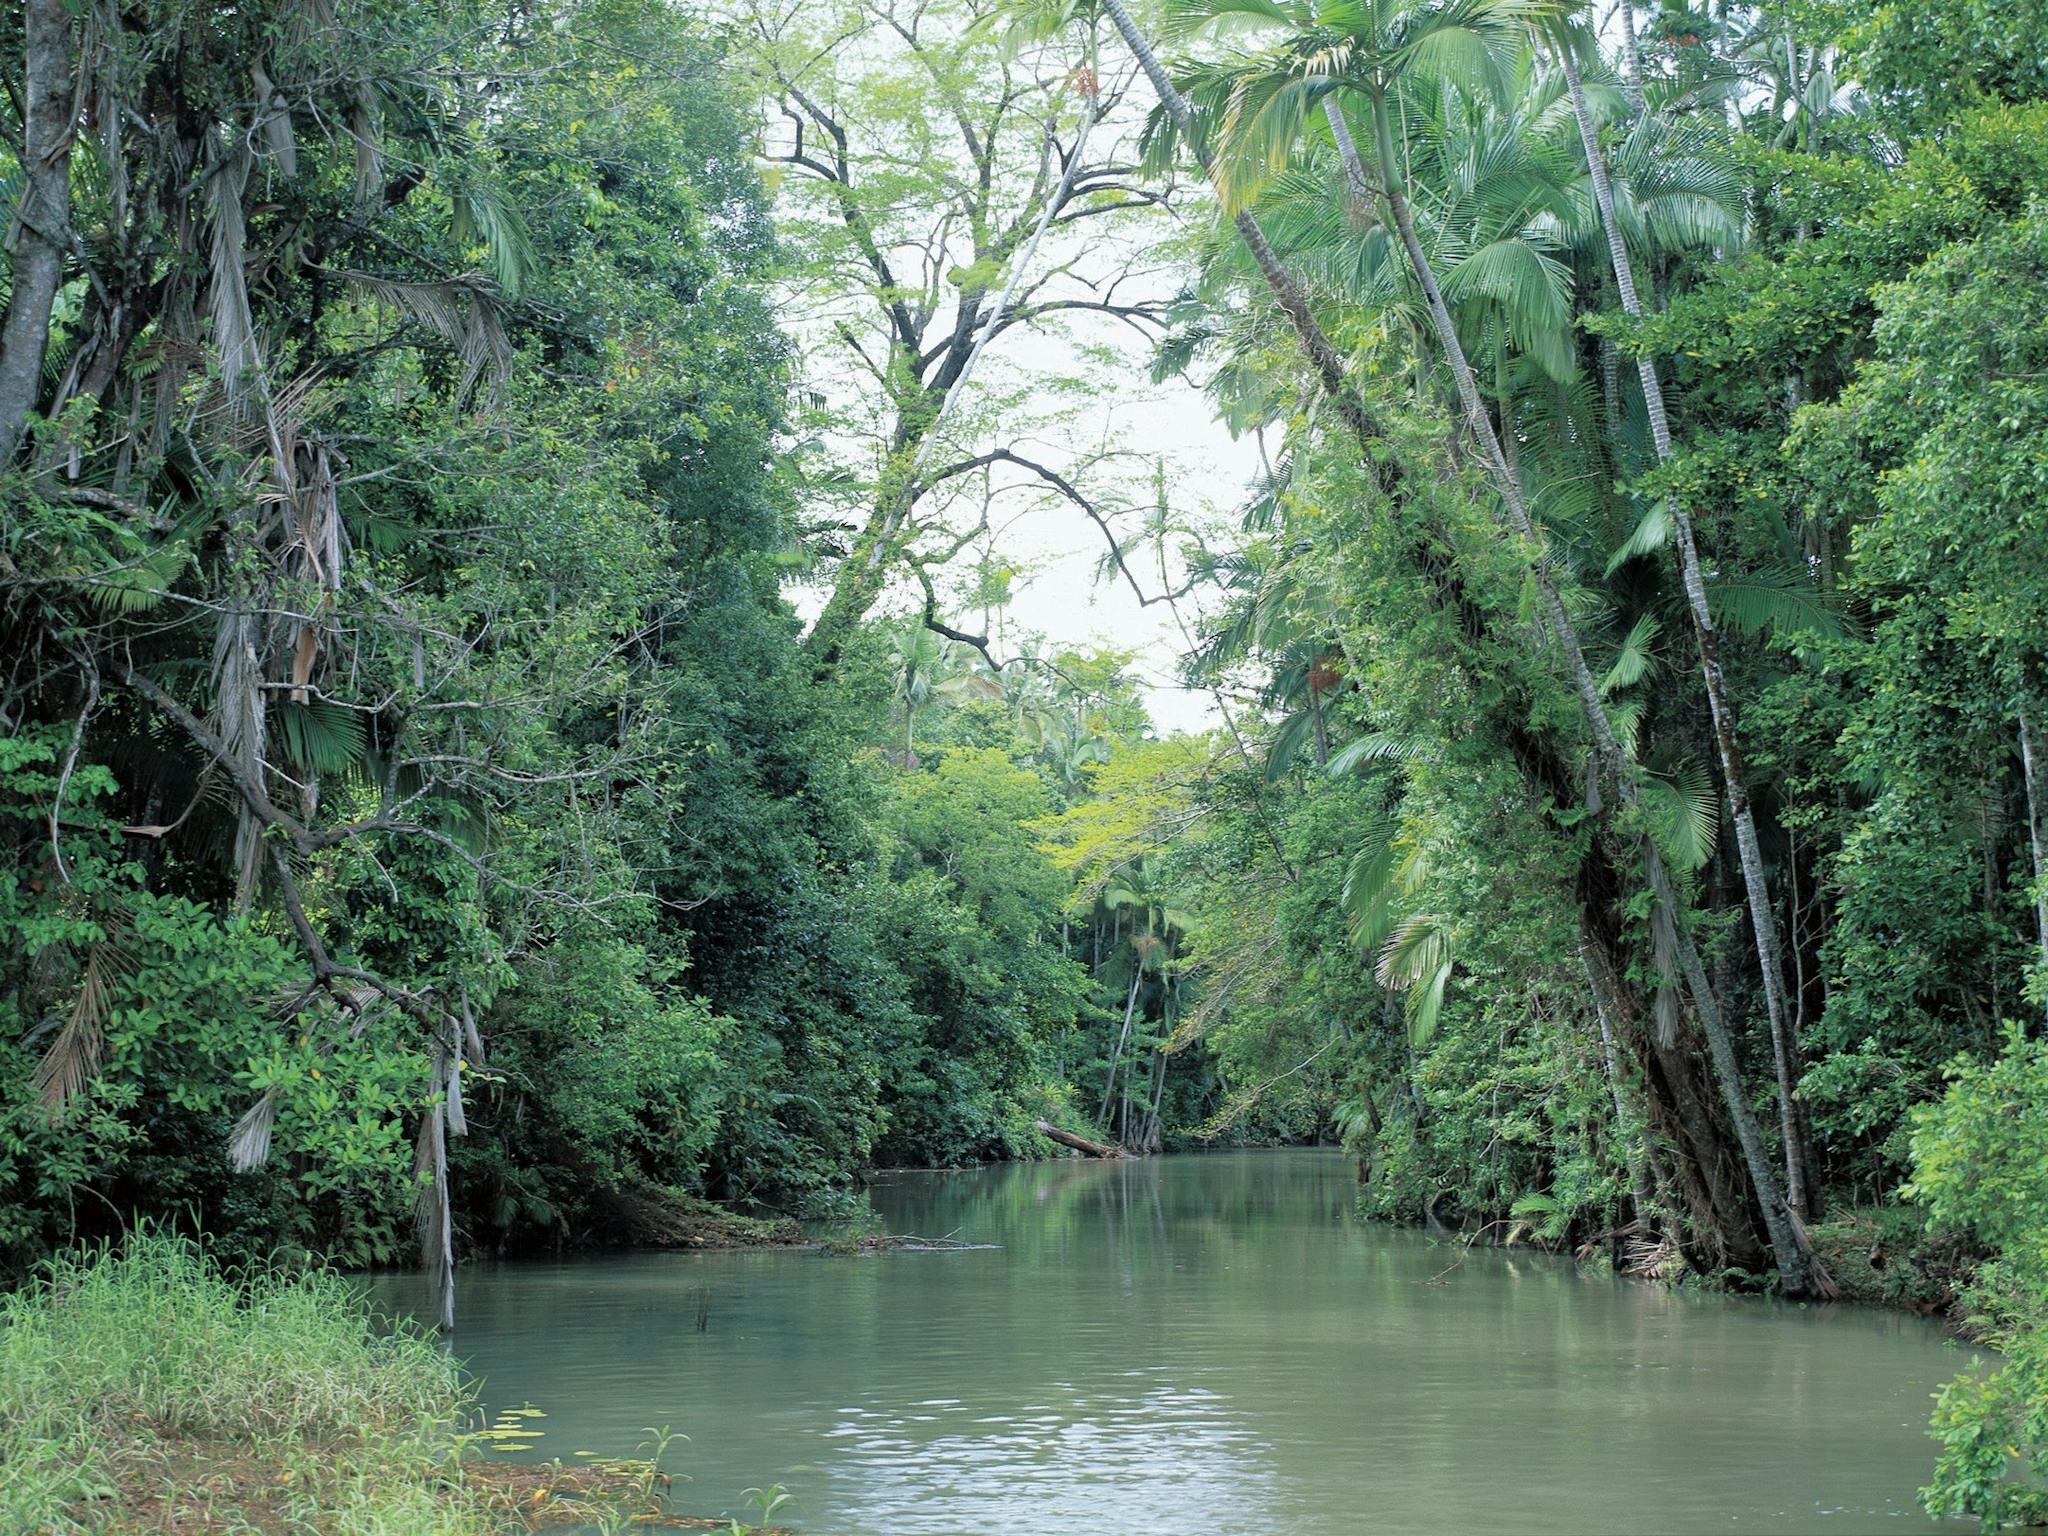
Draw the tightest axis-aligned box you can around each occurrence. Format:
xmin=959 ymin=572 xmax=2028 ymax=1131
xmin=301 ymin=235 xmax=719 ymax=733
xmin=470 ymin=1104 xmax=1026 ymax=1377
xmin=4 ymin=0 xmax=2046 ymax=1522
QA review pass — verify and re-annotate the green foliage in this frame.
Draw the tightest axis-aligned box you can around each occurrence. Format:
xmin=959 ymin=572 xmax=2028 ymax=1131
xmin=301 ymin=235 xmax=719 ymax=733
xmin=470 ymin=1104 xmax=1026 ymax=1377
xmin=0 ymin=1233 xmax=489 ymax=1533
xmin=1908 ymin=1030 xmax=2048 ymax=1529
xmin=1838 ymin=0 xmax=2048 ymax=128
xmin=0 ymin=0 xmax=1126 ymax=1274
xmin=870 ymin=748 xmax=1092 ymax=1164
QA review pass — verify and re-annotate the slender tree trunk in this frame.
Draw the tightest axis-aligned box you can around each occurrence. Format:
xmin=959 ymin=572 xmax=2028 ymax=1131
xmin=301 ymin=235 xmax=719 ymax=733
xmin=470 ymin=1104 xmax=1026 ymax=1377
xmin=1984 ymin=765 xmax=2006 ymax=1024
xmin=1495 ymin=347 xmax=1520 ymax=487
xmin=2020 ymin=698 xmax=2048 ymax=1027
xmin=1616 ymin=0 xmax=1648 ymax=113
xmin=1362 ymin=86 xmax=1812 ymax=1293
xmin=1555 ymin=42 xmax=1812 ymax=1220
xmin=0 ymin=0 xmax=80 ymax=467
xmin=1098 ymin=967 xmax=1142 ymax=1134
xmin=1143 ymin=1046 xmax=1168 ymax=1152
xmin=1100 ymin=0 xmax=1394 ymax=481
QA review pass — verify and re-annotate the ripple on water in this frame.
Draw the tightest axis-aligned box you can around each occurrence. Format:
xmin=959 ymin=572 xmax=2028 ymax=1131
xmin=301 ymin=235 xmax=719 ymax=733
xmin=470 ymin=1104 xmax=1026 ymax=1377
xmin=377 ymin=1152 xmax=1963 ymax=1535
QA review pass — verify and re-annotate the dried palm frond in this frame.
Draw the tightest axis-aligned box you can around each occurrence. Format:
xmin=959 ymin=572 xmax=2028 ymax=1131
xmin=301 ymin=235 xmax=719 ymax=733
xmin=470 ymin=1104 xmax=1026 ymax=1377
xmin=85 ymin=2 xmax=127 ymax=226
xmin=414 ymin=1094 xmax=455 ymax=1330
xmin=444 ymin=1027 xmax=468 ymax=1138
xmin=210 ymin=603 xmax=268 ymax=907
xmin=1650 ymin=897 xmax=1679 ymax=1050
xmin=33 ymin=938 xmax=130 ymax=1118
xmin=339 ymin=271 xmax=513 ymax=403
xmin=460 ymin=987 xmax=486 ymax=1067
xmin=350 ymin=86 xmax=382 ymax=206
xmin=248 ymin=59 xmax=298 ymax=178
xmin=227 ymin=1089 xmax=279 ymax=1171
xmin=205 ymin=132 xmax=260 ymax=396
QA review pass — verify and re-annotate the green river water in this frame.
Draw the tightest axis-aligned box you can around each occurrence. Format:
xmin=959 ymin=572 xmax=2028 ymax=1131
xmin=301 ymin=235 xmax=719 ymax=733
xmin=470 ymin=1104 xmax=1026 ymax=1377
xmin=408 ymin=1149 xmax=1970 ymax=1533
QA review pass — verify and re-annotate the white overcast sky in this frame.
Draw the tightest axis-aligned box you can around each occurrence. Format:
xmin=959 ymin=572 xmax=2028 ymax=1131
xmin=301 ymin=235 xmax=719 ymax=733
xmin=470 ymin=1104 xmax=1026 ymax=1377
xmin=767 ymin=37 xmax=1261 ymax=737
xmin=787 ymin=326 xmax=1259 ymax=736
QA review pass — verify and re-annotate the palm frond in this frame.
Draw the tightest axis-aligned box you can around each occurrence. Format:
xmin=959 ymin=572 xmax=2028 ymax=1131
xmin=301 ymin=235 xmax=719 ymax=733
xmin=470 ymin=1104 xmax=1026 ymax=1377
xmin=1326 ymin=730 xmax=1435 ymax=775
xmin=1406 ymin=958 xmax=1453 ymax=1046
xmin=1640 ymin=756 xmax=1719 ymax=871
xmin=450 ymin=185 xmax=535 ymax=299
xmin=34 ymin=939 xmax=128 ymax=1117
xmin=1601 ymin=611 xmax=1660 ymax=695
xmin=227 ymin=1089 xmax=279 ymax=1171
xmin=340 ymin=271 xmax=512 ymax=403
xmin=1605 ymin=497 xmax=1673 ymax=574
xmin=1705 ymin=564 xmax=1846 ymax=639
xmin=1264 ymin=706 xmax=1322 ymax=780
xmin=270 ymin=697 xmax=370 ymax=778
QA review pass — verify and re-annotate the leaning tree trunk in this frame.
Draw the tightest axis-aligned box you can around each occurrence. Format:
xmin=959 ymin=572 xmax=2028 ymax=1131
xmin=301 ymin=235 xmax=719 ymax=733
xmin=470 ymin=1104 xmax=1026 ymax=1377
xmin=1582 ymin=917 xmax=1765 ymax=1271
xmin=1583 ymin=944 xmax=1663 ymax=1234
xmin=1555 ymin=41 xmax=1813 ymax=1218
xmin=1036 ymin=1120 xmax=1127 ymax=1158
xmin=0 ymin=0 xmax=80 ymax=466
xmin=1359 ymin=88 xmax=1812 ymax=1294
xmin=1100 ymin=0 xmax=1811 ymax=1292
xmin=1098 ymin=0 xmax=1395 ymax=482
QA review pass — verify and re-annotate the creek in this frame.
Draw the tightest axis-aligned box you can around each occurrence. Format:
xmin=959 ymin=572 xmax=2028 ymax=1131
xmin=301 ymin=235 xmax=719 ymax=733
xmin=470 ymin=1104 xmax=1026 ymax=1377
xmin=395 ymin=1149 xmax=1966 ymax=1533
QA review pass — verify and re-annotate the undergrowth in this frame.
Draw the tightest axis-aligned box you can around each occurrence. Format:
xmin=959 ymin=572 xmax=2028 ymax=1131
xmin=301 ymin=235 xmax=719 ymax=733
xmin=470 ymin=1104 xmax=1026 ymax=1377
xmin=0 ymin=1231 xmax=499 ymax=1532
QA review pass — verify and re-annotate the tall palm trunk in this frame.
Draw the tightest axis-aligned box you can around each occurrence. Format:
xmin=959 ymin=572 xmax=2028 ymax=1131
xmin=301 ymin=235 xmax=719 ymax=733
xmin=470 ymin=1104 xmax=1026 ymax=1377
xmin=0 ymin=0 xmax=80 ymax=466
xmin=1101 ymin=0 xmax=1811 ymax=1292
xmin=2021 ymin=697 xmax=2048 ymax=1026
xmin=1098 ymin=966 xmax=1143 ymax=1134
xmin=1555 ymin=42 xmax=1813 ymax=1217
xmin=1357 ymin=86 xmax=1811 ymax=1294
xmin=1616 ymin=0 xmax=1647 ymax=113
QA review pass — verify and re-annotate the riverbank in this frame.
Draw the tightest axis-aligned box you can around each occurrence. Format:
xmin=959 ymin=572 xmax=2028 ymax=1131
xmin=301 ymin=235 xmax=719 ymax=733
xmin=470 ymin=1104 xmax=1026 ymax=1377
xmin=0 ymin=1235 xmax=776 ymax=1534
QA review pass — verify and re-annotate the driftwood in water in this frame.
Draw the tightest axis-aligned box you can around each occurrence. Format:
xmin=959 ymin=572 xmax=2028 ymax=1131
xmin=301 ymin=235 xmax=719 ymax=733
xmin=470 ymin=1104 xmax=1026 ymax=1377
xmin=1033 ymin=1119 xmax=1127 ymax=1158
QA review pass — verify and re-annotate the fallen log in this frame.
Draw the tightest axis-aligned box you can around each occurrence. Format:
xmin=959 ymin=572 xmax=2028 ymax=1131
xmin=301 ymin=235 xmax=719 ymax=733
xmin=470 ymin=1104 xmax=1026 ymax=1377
xmin=1033 ymin=1119 xmax=1127 ymax=1159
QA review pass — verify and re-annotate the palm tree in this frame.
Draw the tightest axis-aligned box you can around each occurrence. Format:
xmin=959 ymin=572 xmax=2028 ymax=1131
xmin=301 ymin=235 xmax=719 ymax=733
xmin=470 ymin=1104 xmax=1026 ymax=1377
xmin=888 ymin=625 xmax=946 ymax=764
xmin=1165 ymin=0 xmax=1813 ymax=1291
xmin=1546 ymin=14 xmax=1814 ymax=1214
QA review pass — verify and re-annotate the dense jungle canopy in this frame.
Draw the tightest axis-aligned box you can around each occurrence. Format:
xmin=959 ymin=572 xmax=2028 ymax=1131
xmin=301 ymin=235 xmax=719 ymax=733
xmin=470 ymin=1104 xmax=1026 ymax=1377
xmin=3 ymin=0 xmax=2047 ymax=1524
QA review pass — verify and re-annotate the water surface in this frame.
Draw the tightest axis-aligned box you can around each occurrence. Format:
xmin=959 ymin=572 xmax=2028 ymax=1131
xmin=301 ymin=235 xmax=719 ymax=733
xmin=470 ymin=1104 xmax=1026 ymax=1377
xmin=407 ymin=1150 xmax=1967 ymax=1533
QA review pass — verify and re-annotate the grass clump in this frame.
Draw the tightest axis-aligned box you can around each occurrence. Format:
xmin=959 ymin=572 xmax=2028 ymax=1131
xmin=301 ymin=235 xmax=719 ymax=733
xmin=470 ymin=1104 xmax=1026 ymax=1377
xmin=0 ymin=1232 xmax=501 ymax=1533
xmin=0 ymin=1233 xmax=743 ymax=1533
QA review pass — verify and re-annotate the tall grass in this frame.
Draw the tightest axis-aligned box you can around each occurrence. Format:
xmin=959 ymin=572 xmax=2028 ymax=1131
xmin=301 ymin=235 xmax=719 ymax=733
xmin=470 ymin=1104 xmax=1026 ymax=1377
xmin=0 ymin=1232 xmax=498 ymax=1534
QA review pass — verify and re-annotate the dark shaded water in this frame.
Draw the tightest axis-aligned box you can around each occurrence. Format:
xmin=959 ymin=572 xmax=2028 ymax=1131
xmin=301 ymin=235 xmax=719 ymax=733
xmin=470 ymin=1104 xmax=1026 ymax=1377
xmin=391 ymin=1150 xmax=1967 ymax=1532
